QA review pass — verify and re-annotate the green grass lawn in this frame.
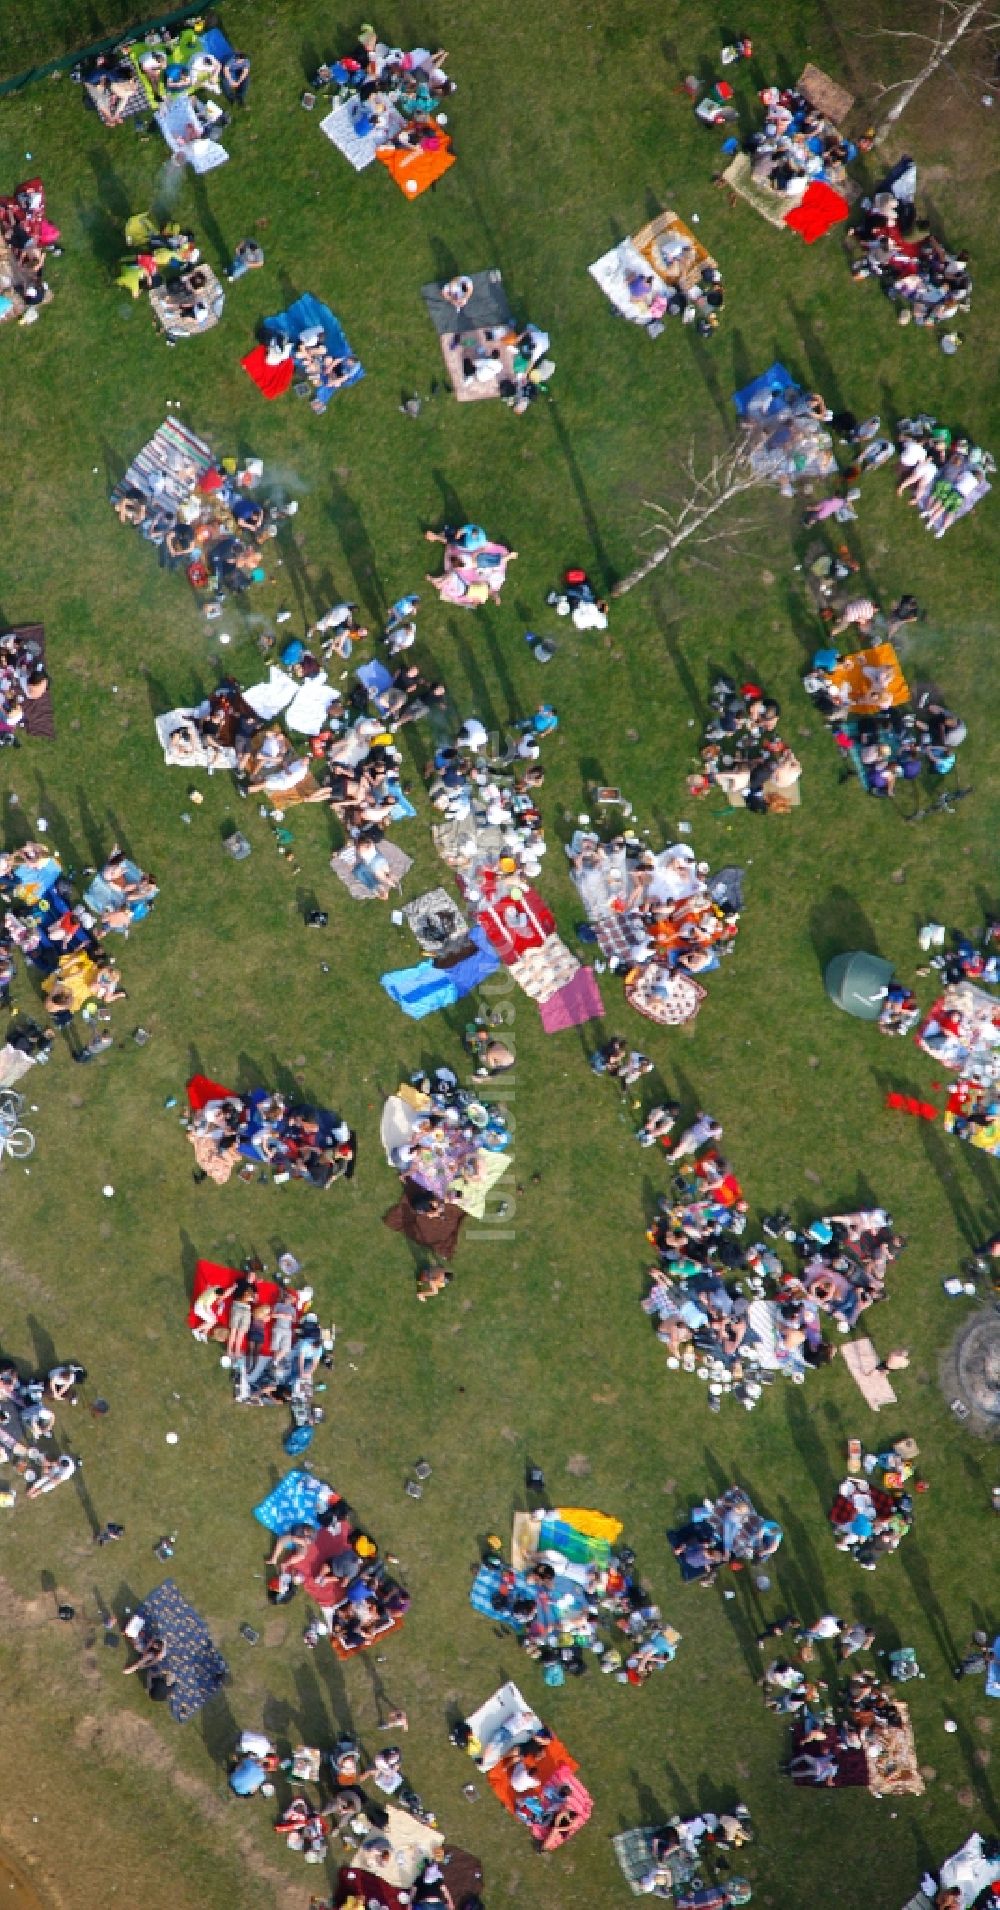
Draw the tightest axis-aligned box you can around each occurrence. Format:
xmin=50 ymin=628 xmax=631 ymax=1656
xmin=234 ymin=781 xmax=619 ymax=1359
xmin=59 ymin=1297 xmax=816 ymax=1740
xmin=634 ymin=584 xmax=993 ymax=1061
xmin=0 ymin=3 xmax=998 ymax=1906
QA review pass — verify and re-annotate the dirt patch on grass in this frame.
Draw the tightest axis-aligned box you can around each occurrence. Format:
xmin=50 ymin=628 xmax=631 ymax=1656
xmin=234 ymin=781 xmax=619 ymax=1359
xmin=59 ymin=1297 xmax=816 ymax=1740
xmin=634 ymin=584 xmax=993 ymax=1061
xmin=72 ymin=1712 xmax=300 ymax=1907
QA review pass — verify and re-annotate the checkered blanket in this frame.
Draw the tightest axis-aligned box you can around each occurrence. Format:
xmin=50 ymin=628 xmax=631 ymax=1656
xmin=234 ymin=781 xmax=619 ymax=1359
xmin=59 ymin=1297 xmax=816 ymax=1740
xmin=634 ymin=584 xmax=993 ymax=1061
xmin=112 ymin=417 xmax=214 ymax=510
xmin=137 ymin=1579 xmax=228 ymax=1723
xmin=613 ymin=1826 xmax=696 ymax=1895
xmin=590 ymin=908 xmax=636 ymax=965
xmin=469 ymin=1562 xmax=530 ymax=1631
xmin=253 ymin=1468 xmax=339 ymax=1534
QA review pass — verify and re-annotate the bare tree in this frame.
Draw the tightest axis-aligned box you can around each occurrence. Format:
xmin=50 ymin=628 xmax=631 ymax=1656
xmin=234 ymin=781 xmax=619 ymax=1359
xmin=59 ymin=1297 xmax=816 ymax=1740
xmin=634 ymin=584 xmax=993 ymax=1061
xmin=610 ymin=436 xmax=769 ymax=600
xmin=870 ymin=0 xmax=1000 ymax=136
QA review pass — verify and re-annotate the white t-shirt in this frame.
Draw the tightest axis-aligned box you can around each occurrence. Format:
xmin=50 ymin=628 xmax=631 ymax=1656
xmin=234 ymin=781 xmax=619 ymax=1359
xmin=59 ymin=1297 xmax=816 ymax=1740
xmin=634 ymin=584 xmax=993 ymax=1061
xmin=899 ymin=439 xmax=925 ymax=468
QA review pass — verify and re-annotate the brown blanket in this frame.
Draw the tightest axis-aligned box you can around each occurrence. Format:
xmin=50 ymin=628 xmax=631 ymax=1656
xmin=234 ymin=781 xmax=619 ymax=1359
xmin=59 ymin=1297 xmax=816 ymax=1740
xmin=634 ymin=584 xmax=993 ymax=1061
xmin=383 ymin=1179 xmax=466 ymax=1259
xmin=4 ymin=624 xmax=55 ymax=738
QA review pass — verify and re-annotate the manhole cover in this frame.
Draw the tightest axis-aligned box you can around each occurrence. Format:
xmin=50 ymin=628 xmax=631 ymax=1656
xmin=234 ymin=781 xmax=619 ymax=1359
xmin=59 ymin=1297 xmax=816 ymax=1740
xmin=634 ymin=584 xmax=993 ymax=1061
xmin=943 ymin=1309 xmax=1000 ymax=1437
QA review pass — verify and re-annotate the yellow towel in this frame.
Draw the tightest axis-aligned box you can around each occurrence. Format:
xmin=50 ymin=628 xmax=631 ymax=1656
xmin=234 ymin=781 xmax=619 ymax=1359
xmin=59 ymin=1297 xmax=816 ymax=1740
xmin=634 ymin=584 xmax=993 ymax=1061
xmin=553 ymin=1508 xmax=623 ymax=1544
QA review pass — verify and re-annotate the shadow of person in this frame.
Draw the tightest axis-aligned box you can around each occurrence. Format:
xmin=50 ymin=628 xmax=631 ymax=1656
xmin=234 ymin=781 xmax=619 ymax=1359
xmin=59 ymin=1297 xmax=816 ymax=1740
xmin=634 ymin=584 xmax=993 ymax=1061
xmin=199 ymin=1682 xmax=239 ymax=1766
xmin=178 ymin=1228 xmax=201 ymax=1299
xmin=75 ymin=786 xmax=107 ymax=871
xmin=808 ymin=885 xmax=881 ymax=975
xmin=327 ymin=473 xmax=386 ymax=621
xmin=653 ymin=600 xmax=703 ymax=719
xmin=899 ymin=1543 xmax=961 ymax=1672
xmin=786 ymin=300 xmax=847 ymax=415
xmin=26 ymin=1313 xmax=58 ymax=1374
xmin=189 ymin=174 xmax=230 ymax=275
xmin=31 ymin=774 xmax=80 ymax=872
xmin=659 ymin=1757 xmax=699 ymax=1818
xmin=546 ymin=398 xmax=614 ymax=588
xmin=69 ymin=1452 xmax=102 ymax=1539
xmin=81 ymin=149 xmax=131 ymax=270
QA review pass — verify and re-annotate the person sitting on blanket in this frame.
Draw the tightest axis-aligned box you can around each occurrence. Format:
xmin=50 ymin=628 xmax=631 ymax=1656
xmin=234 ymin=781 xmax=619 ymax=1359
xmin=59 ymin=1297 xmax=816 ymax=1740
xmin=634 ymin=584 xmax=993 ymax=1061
xmin=0 ymin=630 xmax=48 ymax=737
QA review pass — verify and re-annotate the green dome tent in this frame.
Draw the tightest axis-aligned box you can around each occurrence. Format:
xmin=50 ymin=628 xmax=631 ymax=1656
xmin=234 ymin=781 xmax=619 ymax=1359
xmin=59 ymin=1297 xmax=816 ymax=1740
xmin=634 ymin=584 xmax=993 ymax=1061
xmin=824 ymin=950 xmax=895 ymax=1020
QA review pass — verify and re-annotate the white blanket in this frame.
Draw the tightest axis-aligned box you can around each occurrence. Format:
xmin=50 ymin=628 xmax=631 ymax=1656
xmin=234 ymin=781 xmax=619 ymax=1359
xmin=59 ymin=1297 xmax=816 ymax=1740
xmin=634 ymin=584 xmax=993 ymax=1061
xmin=156 ymin=97 xmax=228 ymax=172
xmin=154 ymin=706 xmax=237 ymax=771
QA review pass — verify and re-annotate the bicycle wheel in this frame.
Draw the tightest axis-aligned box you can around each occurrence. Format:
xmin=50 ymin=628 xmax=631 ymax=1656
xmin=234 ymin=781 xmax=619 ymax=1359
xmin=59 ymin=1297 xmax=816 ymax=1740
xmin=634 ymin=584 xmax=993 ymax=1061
xmin=4 ymin=1127 xmax=35 ymax=1160
xmin=0 ymin=1090 xmax=24 ymax=1123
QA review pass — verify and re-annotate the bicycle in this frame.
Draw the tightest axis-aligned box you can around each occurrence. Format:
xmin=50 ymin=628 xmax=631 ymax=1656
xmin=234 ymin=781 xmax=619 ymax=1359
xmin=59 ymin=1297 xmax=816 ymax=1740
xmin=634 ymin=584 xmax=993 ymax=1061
xmin=0 ymin=1090 xmax=35 ymax=1161
xmin=903 ymin=785 xmax=973 ymax=823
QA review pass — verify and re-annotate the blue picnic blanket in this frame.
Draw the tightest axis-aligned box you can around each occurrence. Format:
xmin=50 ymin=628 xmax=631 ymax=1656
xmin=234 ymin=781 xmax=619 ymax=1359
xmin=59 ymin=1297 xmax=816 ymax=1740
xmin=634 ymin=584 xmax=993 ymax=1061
xmin=732 ymin=361 xmax=799 ymax=420
xmin=987 ymin=1636 xmax=1000 ymax=1699
xmin=253 ymin=1468 xmax=335 ymax=1534
xmin=262 ymin=294 xmax=364 ymax=403
xmin=83 ymin=860 xmax=157 ymax=928
xmin=381 ymin=961 xmax=460 ymax=1020
xmin=137 ymin=1579 xmax=228 ymax=1723
xmin=469 ymin=1562 xmax=532 ymax=1632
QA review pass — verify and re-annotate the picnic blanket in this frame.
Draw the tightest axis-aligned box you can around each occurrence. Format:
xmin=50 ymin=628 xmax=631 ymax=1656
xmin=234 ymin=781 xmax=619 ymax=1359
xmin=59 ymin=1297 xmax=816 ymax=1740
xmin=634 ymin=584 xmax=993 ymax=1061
xmin=320 ymin=97 xmax=405 ymax=170
xmin=136 ymin=1579 xmax=228 ymax=1723
xmin=149 ymin=265 xmax=224 ymax=339
xmin=865 ymin=1704 xmax=925 ymax=1796
xmin=722 ymin=153 xmax=791 ymax=229
xmin=625 ymin=964 xmax=708 ymax=1027
xmin=830 ymin=642 xmax=909 ymax=714
xmin=402 ymin=887 xmax=469 ymax=956
xmin=187 ymin=1258 xmax=282 ymax=1349
xmin=3 ymin=625 xmax=54 ymax=738
xmin=421 ymin=270 xmax=519 ymax=401
xmin=613 ymin=1825 xmax=698 ymax=1896
xmin=797 ymin=63 xmax=855 ymax=124
xmin=901 ymin=1834 xmax=1000 ymax=1910
xmin=841 ymin=1337 xmax=898 ymax=1411
xmin=113 ymin=416 xmax=214 ymax=510
xmin=917 ymin=983 xmax=1000 ymax=1072
xmin=84 ymin=68 xmax=146 ymax=124
xmin=538 ymin=965 xmax=605 ymax=1031
xmin=791 ymin=1723 xmax=868 ymax=1788
xmin=381 ymin=927 xmax=499 ymax=1019
xmin=382 ymin=1180 xmax=466 ymax=1257
xmin=241 ymin=345 xmax=295 ymax=399
xmin=330 ymin=840 xmax=413 ymax=900
xmin=422 ymin=270 xmax=512 ymax=338
xmin=259 ymin=293 xmax=365 ymax=404
xmin=784 ymin=179 xmax=850 ymax=242
xmin=252 ymin=1468 xmax=341 ymax=1535
xmin=155 ymin=705 xmax=238 ymax=770
xmin=155 ymin=95 xmax=228 ymax=173
xmin=377 ymin=131 xmax=455 ymax=198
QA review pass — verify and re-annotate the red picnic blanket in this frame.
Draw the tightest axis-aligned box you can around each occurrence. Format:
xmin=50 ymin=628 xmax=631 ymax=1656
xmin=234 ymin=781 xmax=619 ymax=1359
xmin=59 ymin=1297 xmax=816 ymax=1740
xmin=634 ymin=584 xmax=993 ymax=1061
xmin=783 ymin=179 xmax=849 ymax=243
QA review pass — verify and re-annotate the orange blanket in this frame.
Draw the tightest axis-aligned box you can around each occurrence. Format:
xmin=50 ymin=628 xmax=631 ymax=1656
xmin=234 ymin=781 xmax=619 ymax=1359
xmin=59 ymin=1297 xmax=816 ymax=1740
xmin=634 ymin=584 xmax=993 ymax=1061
xmin=830 ymin=642 xmax=909 ymax=715
xmin=377 ymin=131 xmax=455 ymax=198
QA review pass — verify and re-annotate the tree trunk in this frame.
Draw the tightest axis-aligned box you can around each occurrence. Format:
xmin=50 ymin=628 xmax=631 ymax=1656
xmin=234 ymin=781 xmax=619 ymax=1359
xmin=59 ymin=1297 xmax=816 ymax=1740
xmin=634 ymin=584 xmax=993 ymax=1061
xmin=610 ymin=536 xmax=677 ymax=599
xmin=876 ymin=0 xmax=985 ymax=136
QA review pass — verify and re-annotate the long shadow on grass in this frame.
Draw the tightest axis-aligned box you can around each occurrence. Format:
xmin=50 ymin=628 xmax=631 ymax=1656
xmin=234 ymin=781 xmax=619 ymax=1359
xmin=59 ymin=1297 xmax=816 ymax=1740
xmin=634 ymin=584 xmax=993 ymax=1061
xmin=898 ymin=1542 xmax=962 ymax=1672
xmin=786 ymin=301 xmax=848 ymax=417
xmin=871 ymin=1065 xmax=987 ymax=1247
xmin=327 ymin=475 xmax=386 ymax=622
xmin=652 ymin=601 xmax=702 ymax=721
xmin=32 ymin=773 xmax=81 ymax=872
xmin=199 ymin=1684 xmax=239 ymax=1767
xmin=76 ymin=786 xmax=108 ymax=870
xmin=545 ymin=399 xmax=614 ymax=588
xmin=26 ymin=1313 xmax=58 ymax=1373
xmin=683 ymin=329 xmax=730 ymax=432
xmin=82 ymin=148 xmax=130 ymax=271
xmin=808 ymin=886 xmax=881 ymax=976
xmin=188 ymin=175 xmax=230 ymax=275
